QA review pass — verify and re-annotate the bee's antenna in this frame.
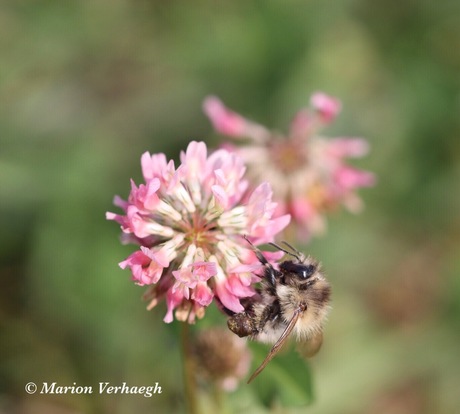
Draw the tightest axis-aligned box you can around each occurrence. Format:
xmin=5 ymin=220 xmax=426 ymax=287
xmin=268 ymin=242 xmax=291 ymax=256
xmin=243 ymin=235 xmax=269 ymax=266
xmin=281 ymin=241 xmax=306 ymax=261
xmin=243 ymin=235 xmax=277 ymax=287
xmin=269 ymin=241 xmax=305 ymax=263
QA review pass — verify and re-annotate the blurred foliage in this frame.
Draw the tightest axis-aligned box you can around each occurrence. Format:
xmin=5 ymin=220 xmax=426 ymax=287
xmin=1 ymin=0 xmax=460 ymax=413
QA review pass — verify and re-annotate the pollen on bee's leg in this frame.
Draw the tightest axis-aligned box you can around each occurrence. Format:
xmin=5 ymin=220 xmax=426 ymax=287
xmin=228 ymin=313 xmax=256 ymax=338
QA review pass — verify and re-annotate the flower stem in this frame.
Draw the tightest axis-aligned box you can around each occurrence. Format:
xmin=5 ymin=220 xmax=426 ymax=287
xmin=211 ymin=383 xmax=225 ymax=413
xmin=180 ymin=322 xmax=199 ymax=414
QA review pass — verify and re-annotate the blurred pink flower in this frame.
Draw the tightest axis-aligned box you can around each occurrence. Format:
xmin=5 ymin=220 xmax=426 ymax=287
xmin=203 ymin=93 xmax=375 ymax=240
xmin=107 ymin=141 xmax=289 ymax=323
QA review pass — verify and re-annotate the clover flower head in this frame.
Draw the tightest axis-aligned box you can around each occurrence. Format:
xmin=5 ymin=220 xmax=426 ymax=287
xmin=107 ymin=141 xmax=290 ymax=323
xmin=203 ymin=93 xmax=375 ymax=240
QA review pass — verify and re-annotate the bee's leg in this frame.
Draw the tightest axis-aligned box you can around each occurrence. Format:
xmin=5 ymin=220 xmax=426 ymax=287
xmin=257 ymin=300 xmax=281 ymax=331
xmin=264 ymin=264 xmax=277 ymax=290
xmin=244 ymin=235 xmax=277 ymax=288
xmin=258 ymin=255 xmax=277 ymax=289
xmin=228 ymin=312 xmax=257 ymax=338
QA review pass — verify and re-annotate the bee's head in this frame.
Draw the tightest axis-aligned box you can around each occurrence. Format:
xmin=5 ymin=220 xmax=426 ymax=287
xmin=279 ymin=259 xmax=318 ymax=282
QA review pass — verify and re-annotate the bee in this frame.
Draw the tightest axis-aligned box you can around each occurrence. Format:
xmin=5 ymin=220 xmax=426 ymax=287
xmin=226 ymin=237 xmax=331 ymax=383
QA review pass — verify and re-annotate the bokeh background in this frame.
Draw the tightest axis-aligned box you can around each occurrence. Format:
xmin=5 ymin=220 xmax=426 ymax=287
xmin=1 ymin=1 xmax=460 ymax=413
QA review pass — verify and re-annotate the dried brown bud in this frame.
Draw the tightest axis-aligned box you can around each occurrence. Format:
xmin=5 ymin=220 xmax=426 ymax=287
xmin=192 ymin=327 xmax=251 ymax=391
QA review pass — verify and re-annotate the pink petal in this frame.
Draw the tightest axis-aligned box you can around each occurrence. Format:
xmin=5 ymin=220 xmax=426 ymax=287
xmin=290 ymin=108 xmax=315 ymax=137
xmin=246 ymin=182 xmax=273 ymax=218
xmin=140 ymin=246 xmax=170 ymax=268
xmin=105 ymin=211 xmax=129 ymax=230
xmin=119 ymin=250 xmax=150 ymax=269
xmin=191 ymin=282 xmax=214 ymax=307
xmin=180 ymin=141 xmax=207 ymax=170
xmin=203 ymin=96 xmax=270 ymax=143
xmin=119 ymin=249 xmax=164 ymax=286
xmin=133 ymin=264 xmax=163 ymax=286
xmin=164 ymin=288 xmax=184 ymax=323
xmin=172 ymin=281 xmax=190 ymax=300
xmin=127 ymin=208 xmax=151 ymax=238
xmin=291 ymin=198 xmax=316 ymax=223
xmin=211 ymin=184 xmax=229 ymax=209
xmin=245 ymin=182 xmax=291 ymax=244
xmin=209 ymin=157 xmax=248 ymax=208
xmin=172 ymin=268 xmax=197 ymax=289
xmin=190 ymin=261 xmax=217 ymax=281
xmin=127 ymin=178 xmax=161 ymax=212
xmin=335 ymin=167 xmax=376 ymax=190
xmin=327 ymin=138 xmax=370 ymax=158
xmin=257 ymin=214 xmax=291 ymax=243
xmin=229 ymin=263 xmax=263 ymax=274
xmin=310 ymin=92 xmax=342 ymax=123
xmin=203 ymin=96 xmax=249 ymax=137
xmin=289 ymin=197 xmax=326 ymax=237
xmin=141 ymin=152 xmax=169 ymax=181
xmin=144 ymin=179 xmax=161 ymax=210
xmin=226 ymin=274 xmax=255 ymax=297
xmin=113 ymin=195 xmax=129 ymax=210
xmin=215 ymin=279 xmax=244 ymax=313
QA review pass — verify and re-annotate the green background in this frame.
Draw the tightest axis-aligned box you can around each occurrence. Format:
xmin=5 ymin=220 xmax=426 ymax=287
xmin=1 ymin=1 xmax=459 ymax=413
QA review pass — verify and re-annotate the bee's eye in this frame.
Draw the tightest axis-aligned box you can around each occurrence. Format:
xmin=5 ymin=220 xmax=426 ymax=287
xmin=297 ymin=264 xmax=316 ymax=279
xmin=280 ymin=261 xmax=316 ymax=280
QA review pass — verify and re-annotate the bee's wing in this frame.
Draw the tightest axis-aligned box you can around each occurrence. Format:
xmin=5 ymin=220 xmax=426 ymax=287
xmin=247 ymin=305 xmax=304 ymax=383
xmin=296 ymin=330 xmax=323 ymax=359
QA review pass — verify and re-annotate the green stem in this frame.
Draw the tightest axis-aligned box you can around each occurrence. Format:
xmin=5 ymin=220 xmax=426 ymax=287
xmin=180 ymin=322 xmax=199 ymax=414
xmin=211 ymin=383 xmax=223 ymax=412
